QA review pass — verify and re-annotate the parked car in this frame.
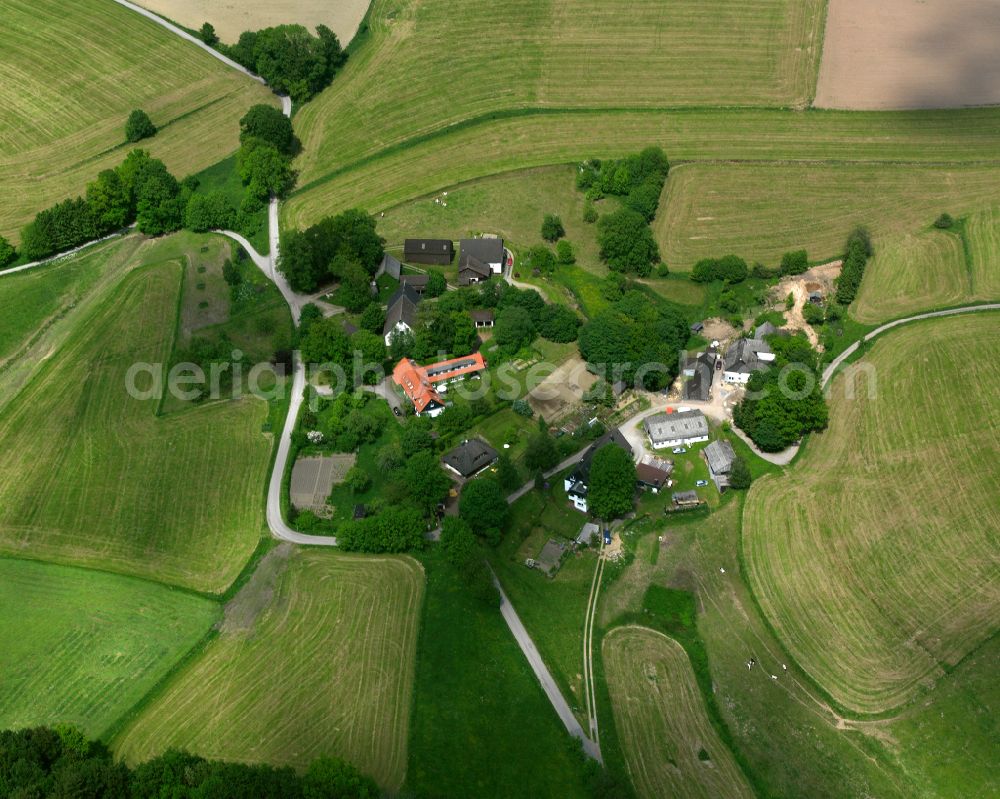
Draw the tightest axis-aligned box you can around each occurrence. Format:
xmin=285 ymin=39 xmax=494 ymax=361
xmin=603 ymin=529 xmax=612 ymax=546
xmin=695 ymin=479 xmax=709 ymax=487
xmin=672 ymin=447 xmax=688 ymax=454
xmin=392 ymin=406 xmax=402 ymax=417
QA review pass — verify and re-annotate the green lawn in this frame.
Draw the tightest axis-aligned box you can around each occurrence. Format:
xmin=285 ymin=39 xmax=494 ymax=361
xmin=405 ymin=550 xmax=594 ymax=798
xmin=0 ymin=557 xmax=218 ymax=739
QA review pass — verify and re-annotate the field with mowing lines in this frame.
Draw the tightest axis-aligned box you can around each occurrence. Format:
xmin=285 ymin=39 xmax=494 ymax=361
xmin=0 ymin=0 xmax=277 ymax=241
xmin=114 ymin=549 xmax=423 ymax=791
xmin=965 ymin=206 xmax=1000 ymax=300
xmin=852 ymin=230 xmax=969 ymax=323
xmin=657 ymin=162 xmax=1000 ymax=269
xmin=0 ymin=557 xmax=217 ymax=738
xmin=293 ymin=0 xmax=825 ymax=190
xmin=603 ymin=626 xmax=753 ymax=799
xmin=744 ymin=313 xmax=1000 ymax=714
xmin=284 ymin=106 xmax=1000 ymax=230
xmin=0 ymin=244 xmax=273 ymax=593
xmin=134 ymin=0 xmax=370 ymax=46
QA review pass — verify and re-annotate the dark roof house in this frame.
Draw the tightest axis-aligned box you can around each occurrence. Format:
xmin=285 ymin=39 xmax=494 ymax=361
xmin=442 ymin=438 xmax=499 ymax=478
xmin=471 ymin=309 xmax=495 ymax=327
xmin=458 ymin=253 xmax=492 ymax=285
xmin=636 ymin=462 xmax=671 ymax=492
xmin=383 ymin=284 xmax=422 ymax=342
xmin=683 ymin=352 xmax=716 ymax=401
xmin=404 ymin=238 xmax=454 ymax=265
xmin=459 ymin=237 xmax=505 ymax=270
xmin=400 ymin=273 xmax=429 ymax=293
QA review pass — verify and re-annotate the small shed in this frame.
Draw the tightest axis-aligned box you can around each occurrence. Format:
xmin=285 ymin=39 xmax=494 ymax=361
xmin=672 ymin=490 xmax=700 ymax=507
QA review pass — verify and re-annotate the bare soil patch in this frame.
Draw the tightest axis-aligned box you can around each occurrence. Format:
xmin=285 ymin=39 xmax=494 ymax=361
xmin=815 ymin=0 xmax=1000 ymax=109
xmin=135 ymin=0 xmax=371 ymax=46
xmin=527 ymin=354 xmax=596 ymax=421
xmin=772 ymin=261 xmax=841 ymax=349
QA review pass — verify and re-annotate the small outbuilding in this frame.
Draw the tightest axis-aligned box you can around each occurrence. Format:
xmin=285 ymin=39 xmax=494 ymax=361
xmin=470 ymin=309 xmax=495 ymax=328
xmin=672 ymin=490 xmax=700 ymax=507
xmin=703 ymin=439 xmax=736 ymax=491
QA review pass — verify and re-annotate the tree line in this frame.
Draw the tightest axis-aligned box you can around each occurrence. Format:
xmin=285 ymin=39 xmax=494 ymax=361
xmin=834 ymin=227 xmax=873 ymax=304
xmin=0 ymin=725 xmax=378 ymax=798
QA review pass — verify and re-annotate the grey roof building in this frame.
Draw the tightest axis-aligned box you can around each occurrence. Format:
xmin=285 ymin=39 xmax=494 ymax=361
xmin=459 ymin=237 xmax=504 ymax=271
xmin=404 ymin=238 xmax=454 ymax=265
xmin=644 ymin=410 xmax=710 ymax=448
xmin=755 ymin=321 xmax=778 ymax=339
xmin=400 ymin=273 xmax=429 ymax=293
xmin=458 ymin=253 xmax=492 ymax=285
xmin=682 ymin=351 xmax=716 ymax=401
xmin=443 ymin=438 xmax=499 ymax=478
xmin=703 ymin=440 xmax=736 ymax=491
xmin=383 ymin=283 xmax=422 ymax=343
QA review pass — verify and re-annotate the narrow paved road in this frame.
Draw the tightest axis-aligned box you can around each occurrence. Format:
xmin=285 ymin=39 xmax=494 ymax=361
xmin=490 ymin=567 xmax=603 ymax=762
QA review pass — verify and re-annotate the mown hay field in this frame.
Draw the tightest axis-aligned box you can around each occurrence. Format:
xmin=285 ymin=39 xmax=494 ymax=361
xmin=852 ymin=231 xmax=969 ymax=323
xmin=0 ymin=0 xmax=277 ymax=241
xmin=284 ymin=106 xmax=1000 ymax=231
xmin=293 ymin=0 xmax=825 ymax=186
xmin=114 ymin=549 xmax=423 ymax=791
xmin=744 ymin=313 xmax=1000 ymax=714
xmin=603 ymin=626 xmax=754 ymax=799
xmin=965 ymin=206 xmax=1000 ymax=300
xmin=134 ymin=0 xmax=370 ymax=46
xmin=656 ymin=162 xmax=1000 ymax=270
xmin=0 ymin=557 xmax=217 ymax=737
xmin=0 ymin=244 xmax=273 ymax=594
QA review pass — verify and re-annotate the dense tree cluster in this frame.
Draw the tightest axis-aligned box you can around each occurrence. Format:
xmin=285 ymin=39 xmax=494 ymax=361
xmin=733 ymin=332 xmax=828 ymax=452
xmin=525 ymin=244 xmax=556 ymax=274
xmin=185 ymin=191 xmax=236 ymax=232
xmin=439 ymin=517 xmax=498 ymax=606
xmin=835 ymin=227 xmax=873 ymax=305
xmin=279 ymin=210 xmax=384 ymax=292
xmin=300 ymin=318 xmax=386 ymax=384
xmin=596 ymin=208 xmax=660 ymax=276
xmin=577 ymin=290 xmax=689 ymax=390
xmin=20 ymin=149 xmax=189 ymax=260
xmin=536 ymin=304 xmax=581 ymax=342
xmin=337 ymin=505 xmax=426 ymax=552
xmin=728 ymin=454 xmax=752 ymax=490
xmin=0 ymin=726 xmax=378 ymax=798
xmin=124 ymin=109 xmax=156 ymax=143
xmin=587 ymin=444 xmax=637 ymax=520
xmin=225 ymin=25 xmax=347 ymax=103
xmin=576 ymin=146 xmax=670 ymax=222
xmin=690 ymin=254 xmax=748 ymax=284
xmin=779 ymin=249 xmax=809 ymax=276
xmin=459 ymin=477 xmax=509 ymax=546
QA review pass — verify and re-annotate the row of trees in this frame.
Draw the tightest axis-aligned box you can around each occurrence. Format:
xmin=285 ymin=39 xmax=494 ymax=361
xmin=835 ymin=227 xmax=873 ymax=304
xmin=0 ymin=726 xmax=377 ymax=798
xmin=577 ymin=289 xmax=689 ymax=391
xmin=279 ymin=210 xmax=383 ymax=293
xmin=690 ymin=254 xmax=749 ymax=284
xmin=222 ymin=25 xmax=347 ymax=103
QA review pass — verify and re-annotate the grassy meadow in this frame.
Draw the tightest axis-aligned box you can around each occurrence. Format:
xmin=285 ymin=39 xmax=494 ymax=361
xmin=0 ymin=557 xmax=217 ymax=738
xmin=744 ymin=312 xmax=1000 ymax=714
xmin=0 ymin=237 xmax=276 ymax=594
xmin=965 ymin=206 xmax=1000 ymax=300
xmin=284 ymin=105 xmax=1000 ymax=231
xmin=603 ymin=626 xmax=753 ymax=799
xmin=0 ymin=0 xmax=277 ymax=241
xmin=115 ymin=549 xmax=423 ymax=791
xmin=656 ymin=161 xmax=1000 ymax=269
xmin=293 ymin=0 xmax=826 ymax=186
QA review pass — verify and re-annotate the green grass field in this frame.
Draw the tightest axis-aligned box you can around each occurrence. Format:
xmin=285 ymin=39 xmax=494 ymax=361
xmin=852 ymin=229 xmax=969 ymax=323
xmin=0 ymin=557 xmax=217 ymax=738
xmin=284 ymin=105 xmax=1000 ymax=231
xmin=115 ymin=548 xmax=423 ymax=791
xmin=0 ymin=0 xmax=277 ymax=241
xmin=292 ymin=0 xmax=825 ymax=187
xmin=744 ymin=313 xmax=1000 ymax=714
xmin=406 ymin=551 xmax=594 ymax=798
xmin=965 ymin=206 xmax=1000 ymax=300
xmin=656 ymin=161 xmax=1000 ymax=269
xmin=603 ymin=626 xmax=753 ymax=799
xmin=0 ymin=237 xmax=275 ymax=593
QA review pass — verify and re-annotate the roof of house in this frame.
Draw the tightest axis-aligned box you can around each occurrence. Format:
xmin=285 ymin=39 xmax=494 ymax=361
xmin=443 ymin=438 xmax=499 ymax=478
xmin=672 ymin=490 xmax=699 ymax=503
xmin=458 ymin=252 xmax=492 ymax=278
xmin=383 ymin=284 xmax=422 ymax=337
xmin=683 ymin=368 xmax=711 ymax=401
xmin=571 ymin=427 xmax=633 ymax=485
xmin=723 ymin=339 xmax=761 ymax=374
xmin=400 ymin=273 xmax=429 ymax=288
xmin=643 ymin=410 xmax=709 ymax=443
xmin=423 ymin=352 xmax=486 ymax=383
xmin=404 ymin=238 xmax=453 ymax=256
xmin=704 ymin=440 xmax=736 ymax=475
xmin=379 ymin=253 xmax=401 ymax=279
xmin=755 ymin=322 xmax=778 ymax=339
xmin=460 ymin=237 xmax=504 ymax=264
xmin=690 ymin=322 xmax=704 ymax=333
xmin=392 ymin=358 xmax=442 ymax=414
xmin=636 ymin=462 xmax=670 ymax=488
xmin=470 ymin=308 xmax=495 ymax=323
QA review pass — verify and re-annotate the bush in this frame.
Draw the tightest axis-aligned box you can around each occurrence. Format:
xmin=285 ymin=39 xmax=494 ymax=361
xmin=802 ymin=302 xmax=825 ymax=325
xmin=199 ymin=22 xmax=219 ymax=45
xmin=583 ymin=201 xmax=598 ymax=224
xmin=184 ymin=191 xmax=236 ymax=232
xmin=425 ymin=269 xmax=447 ymax=297
xmin=125 ymin=109 xmax=156 ymax=143
xmin=934 ymin=212 xmax=955 ymax=229
xmin=779 ymin=249 xmax=809 ymax=275
xmin=526 ymin=244 xmax=556 ymax=273
xmin=541 ymin=214 xmax=565 ymax=242
xmin=728 ymin=455 xmax=751 ymax=490
xmin=459 ymin=478 xmax=509 ymax=541
xmin=0 ymin=235 xmax=16 ymax=267
xmin=690 ymin=254 xmax=748 ymax=284
xmin=555 ymin=239 xmax=575 ymax=265
xmin=656 ymin=262 xmax=669 ymax=277
xmin=222 ymin=259 xmax=242 ymax=286
xmin=537 ymin=304 xmax=581 ymax=342
xmin=512 ymin=398 xmax=533 ymax=417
